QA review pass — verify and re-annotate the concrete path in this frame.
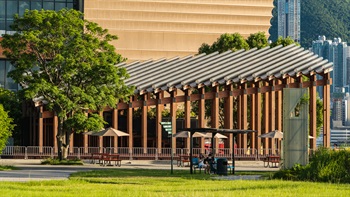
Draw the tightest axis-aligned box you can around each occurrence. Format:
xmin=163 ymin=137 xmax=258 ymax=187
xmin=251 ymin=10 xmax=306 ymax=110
xmin=0 ymin=159 xmax=279 ymax=182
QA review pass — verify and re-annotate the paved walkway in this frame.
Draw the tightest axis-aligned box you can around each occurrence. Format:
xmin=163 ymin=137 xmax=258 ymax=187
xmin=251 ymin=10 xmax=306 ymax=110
xmin=0 ymin=159 xmax=279 ymax=182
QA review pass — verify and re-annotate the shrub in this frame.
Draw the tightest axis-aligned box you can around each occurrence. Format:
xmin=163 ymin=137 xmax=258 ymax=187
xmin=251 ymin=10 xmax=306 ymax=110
xmin=273 ymin=148 xmax=350 ymax=183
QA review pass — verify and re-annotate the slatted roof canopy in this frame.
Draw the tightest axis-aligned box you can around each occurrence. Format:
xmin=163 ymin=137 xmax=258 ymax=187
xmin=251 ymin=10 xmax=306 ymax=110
xmin=118 ymin=44 xmax=333 ymax=95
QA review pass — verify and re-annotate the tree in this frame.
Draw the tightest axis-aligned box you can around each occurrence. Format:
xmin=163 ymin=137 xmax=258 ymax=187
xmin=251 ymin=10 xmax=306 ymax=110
xmin=246 ymin=32 xmax=269 ymax=49
xmin=0 ymin=88 xmax=22 ymax=145
xmin=198 ymin=33 xmax=249 ymax=54
xmin=0 ymin=104 xmax=13 ymax=154
xmin=270 ymin=36 xmax=299 ymax=48
xmin=0 ymin=9 xmax=134 ymax=160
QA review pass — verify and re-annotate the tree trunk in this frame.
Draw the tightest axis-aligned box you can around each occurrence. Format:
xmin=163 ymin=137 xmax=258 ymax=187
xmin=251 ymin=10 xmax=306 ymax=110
xmin=57 ymin=116 xmax=67 ymax=160
xmin=62 ymin=130 xmax=72 ymax=159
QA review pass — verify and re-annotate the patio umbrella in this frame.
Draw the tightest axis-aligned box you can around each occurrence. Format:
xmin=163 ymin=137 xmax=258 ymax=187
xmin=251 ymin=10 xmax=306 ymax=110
xmin=92 ymin=127 xmax=130 ymax=137
xmin=258 ymin=130 xmax=314 ymax=139
xmin=258 ymin=130 xmax=284 ymax=139
xmin=173 ymin=131 xmax=207 ymax=138
xmin=89 ymin=127 xmax=129 ymax=153
xmin=203 ymin=133 xmax=228 ymax=139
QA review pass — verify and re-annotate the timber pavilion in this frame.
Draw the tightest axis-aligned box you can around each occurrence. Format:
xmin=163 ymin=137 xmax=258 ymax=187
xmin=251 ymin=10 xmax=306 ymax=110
xmin=22 ymin=44 xmax=332 ymax=158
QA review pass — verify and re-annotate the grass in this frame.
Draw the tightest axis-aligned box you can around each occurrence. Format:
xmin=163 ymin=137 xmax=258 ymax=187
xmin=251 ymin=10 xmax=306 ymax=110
xmin=0 ymin=169 xmax=350 ymax=196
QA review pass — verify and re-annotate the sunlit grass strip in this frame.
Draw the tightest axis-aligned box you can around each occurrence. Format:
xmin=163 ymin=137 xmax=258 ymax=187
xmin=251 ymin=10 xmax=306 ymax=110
xmin=1 ymin=178 xmax=350 ymax=197
xmin=1 ymin=169 xmax=349 ymax=196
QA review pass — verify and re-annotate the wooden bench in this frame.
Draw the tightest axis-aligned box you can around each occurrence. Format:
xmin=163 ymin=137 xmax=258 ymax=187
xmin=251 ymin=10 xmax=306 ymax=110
xmin=101 ymin=154 xmax=122 ymax=167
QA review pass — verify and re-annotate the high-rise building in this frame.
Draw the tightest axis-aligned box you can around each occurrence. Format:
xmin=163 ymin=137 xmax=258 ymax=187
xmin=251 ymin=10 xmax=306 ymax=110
xmin=1 ymin=0 xmax=274 ymax=91
xmin=277 ymin=0 xmax=300 ymax=42
xmin=311 ymin=36 xmax=349 ymax=94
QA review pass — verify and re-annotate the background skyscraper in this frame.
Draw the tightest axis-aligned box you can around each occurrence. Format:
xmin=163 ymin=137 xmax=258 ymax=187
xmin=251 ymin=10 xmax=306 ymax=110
xmin=277 ymin=0 xmax=300 ymax=42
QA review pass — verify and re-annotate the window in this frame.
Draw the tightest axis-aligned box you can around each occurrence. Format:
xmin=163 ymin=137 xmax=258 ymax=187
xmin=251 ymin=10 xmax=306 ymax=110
xmin=19 ymin=1 xmax=30 ymax=16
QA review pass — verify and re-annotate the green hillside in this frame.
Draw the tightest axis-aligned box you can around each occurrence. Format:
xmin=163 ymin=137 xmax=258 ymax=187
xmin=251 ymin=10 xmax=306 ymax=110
xmin=269 ymin=0 xmax=350 ymax=48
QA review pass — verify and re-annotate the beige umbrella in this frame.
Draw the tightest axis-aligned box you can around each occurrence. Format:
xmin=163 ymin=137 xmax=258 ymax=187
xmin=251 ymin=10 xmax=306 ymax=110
xmin=203 ymin=133 xmax=228 ymax=139
xmin=258 ymin=130 xmax=284 ymax=139
xmin=258 ymin=130 xmax=314 ymax=139
xmin=92 ymin=127 xmax=130 ymax=137
xmin=88 ymin=127 xmax=129 ymax=153
xmin=173 ymin=131 xmax=207 ymax=138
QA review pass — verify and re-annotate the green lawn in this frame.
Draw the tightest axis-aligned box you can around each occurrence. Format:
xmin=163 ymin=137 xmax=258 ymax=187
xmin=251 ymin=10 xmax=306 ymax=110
xmin=0 ymin=169 xmax=349 ymax=197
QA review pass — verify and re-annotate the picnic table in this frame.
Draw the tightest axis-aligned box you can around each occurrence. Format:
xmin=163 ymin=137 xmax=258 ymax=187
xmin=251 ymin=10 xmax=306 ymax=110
xmin=90 ymin=153 xmax=103 ymax=164
xmin=263 ymin=155 xmax=280 ymax=168
xmin=100 ymin=153 xmax=122 ymax=167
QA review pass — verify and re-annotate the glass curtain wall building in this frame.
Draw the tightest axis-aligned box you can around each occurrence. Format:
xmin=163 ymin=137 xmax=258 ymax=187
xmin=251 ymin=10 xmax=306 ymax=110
xmin=0 ymin=0 xmax=82 ymax=91
xmin=277 ymin=0 xmax=300 ymax=42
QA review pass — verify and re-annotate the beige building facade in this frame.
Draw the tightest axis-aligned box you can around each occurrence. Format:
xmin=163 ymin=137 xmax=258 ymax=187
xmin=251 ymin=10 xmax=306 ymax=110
xmin=84 ymin=0 xmax=274 ymax=61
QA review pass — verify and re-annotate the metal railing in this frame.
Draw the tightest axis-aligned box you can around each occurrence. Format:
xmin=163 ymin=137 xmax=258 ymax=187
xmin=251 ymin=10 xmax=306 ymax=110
xmin=1 ymin=146 xmax=288 ymax=160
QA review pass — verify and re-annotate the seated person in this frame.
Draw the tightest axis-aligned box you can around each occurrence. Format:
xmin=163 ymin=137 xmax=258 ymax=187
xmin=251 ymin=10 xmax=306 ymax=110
xmin=198 ymin=159 xmax=207 ymax=171
xmin=206 ymin=153 xmax=217 ymax=174
xmin=201 ymin=153 xmax=216 ymax=174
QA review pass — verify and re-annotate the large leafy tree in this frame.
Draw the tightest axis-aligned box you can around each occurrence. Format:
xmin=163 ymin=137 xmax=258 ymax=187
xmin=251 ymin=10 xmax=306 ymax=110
xmin=0 ymin=104 xmax=13 ymax=154
xmin=0 ymin=9 xmax=134 ymax=159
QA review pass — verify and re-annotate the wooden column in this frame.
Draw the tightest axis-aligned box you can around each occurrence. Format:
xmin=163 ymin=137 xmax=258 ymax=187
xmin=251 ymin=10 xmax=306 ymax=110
xmin=309 ymin=75 xmax=317 ymax=150
xmin=170 ymin=90 xmax=177 ymax=151
xmin=224 ymin=84 xmax=234 ymax=152
xmin=156 ymin=92 xmax=163 ymax=153
xmin=263 ymin=82 xmax=269 ymax=154
xmin=276 ymin=79 xmax=283 ymax=155
xmin=127 ymin=97 xmax=133 ymax=154
xmin=250 ymin=84 xmax=256 ymax=151
xmin=53 ymin=113 xmax=58 ymax=153
xmin=99 ymin=111 xmax=103 ymax=153
xmin=198 ymin=88 xmax=206 ymax=153
xmin=240 ymin=84 xmax=248 ymax=149
xmin=112 ymin=108 xmax=118 ymax=152
xmin=141 ymin=94 xmax=148 ymax=153
xmin=269 ymin=80 xmax=276 ymax=153
xmin=212 ymin=86 xmax=220 ymax=153
xmin=237 ymin=85 xmax=242 ymax=148
xmin=39 ymin=106 xmax=43 ymax=153
xmin=185 ymin=89 xmax=192 ymax=148
xmin=323 ymin=73 xmax=331 ymax=147
xmin=255 ymin=82 xmax=262 ymax=155
xmin=69 ymin=131 xmax=74 ymax=154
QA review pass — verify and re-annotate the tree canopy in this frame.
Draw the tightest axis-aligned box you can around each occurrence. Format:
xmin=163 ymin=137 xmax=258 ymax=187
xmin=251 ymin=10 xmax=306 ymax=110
xmin=198 ymin=33 xmax=249 ymax=54
xmin=198 ymin=32 xmax=283 ymax=55
xmin=0 ymin=104 xmax=13 ymax=154
xmin=0 ymin=9 xmax=134 ymax=159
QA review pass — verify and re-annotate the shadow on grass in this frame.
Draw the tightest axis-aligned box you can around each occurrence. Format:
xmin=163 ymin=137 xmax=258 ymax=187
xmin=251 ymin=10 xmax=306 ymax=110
xmin=0 ymin=165 xmax=19 ymax=171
